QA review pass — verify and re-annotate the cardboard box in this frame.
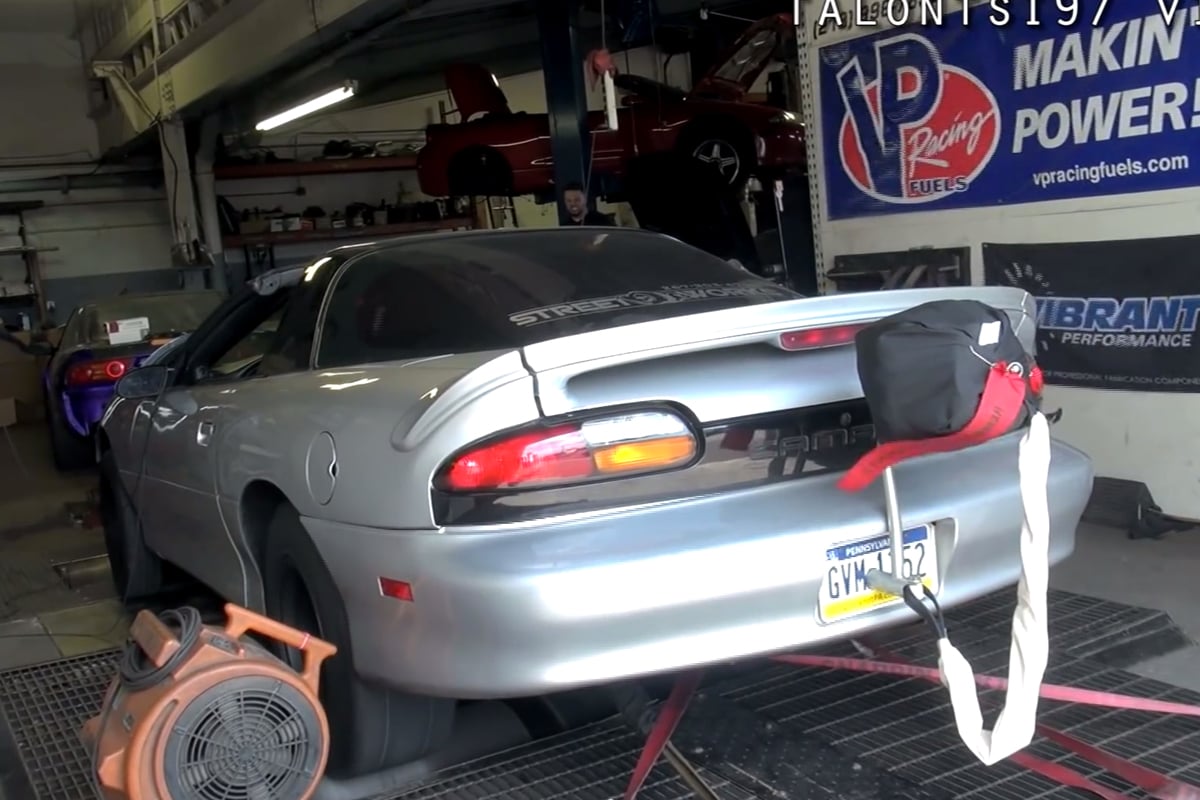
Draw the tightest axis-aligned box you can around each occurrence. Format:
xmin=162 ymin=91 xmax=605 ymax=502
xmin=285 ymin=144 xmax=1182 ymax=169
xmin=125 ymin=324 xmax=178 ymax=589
xmin=0 ymin=396 xmax=39 ymax=428
xmin=0 ymin=335 xmax=28 ymax=366
xmin=0 ymin=361 xmax=43 ymax=407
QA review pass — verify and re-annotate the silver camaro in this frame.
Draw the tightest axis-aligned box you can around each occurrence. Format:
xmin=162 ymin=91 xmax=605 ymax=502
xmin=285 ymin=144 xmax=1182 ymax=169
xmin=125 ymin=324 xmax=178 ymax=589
xmin=97 ymin=227 xmax=1094 ymax=776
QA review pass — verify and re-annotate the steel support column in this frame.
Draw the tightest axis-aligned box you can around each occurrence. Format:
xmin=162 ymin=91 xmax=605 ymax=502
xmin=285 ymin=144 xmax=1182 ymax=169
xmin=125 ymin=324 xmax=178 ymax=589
xmin=195 ymin=114 xmax=229 ymax=293
xmin=535 ymin=0 xmax=591 ymax=225
xmin=157 ymin=118 xmax=207 ymax=289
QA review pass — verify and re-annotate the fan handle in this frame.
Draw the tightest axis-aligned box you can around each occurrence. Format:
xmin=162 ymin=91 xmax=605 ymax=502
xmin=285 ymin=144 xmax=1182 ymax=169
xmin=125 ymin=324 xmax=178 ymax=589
xmin=222 ymin=603 xmax=338 ymax=695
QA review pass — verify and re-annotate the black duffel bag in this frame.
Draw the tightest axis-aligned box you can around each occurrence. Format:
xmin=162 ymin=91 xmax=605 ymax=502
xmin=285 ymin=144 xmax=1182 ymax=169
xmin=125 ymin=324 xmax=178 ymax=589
xmin=839 ymin=299 xmax=1044 ymax=492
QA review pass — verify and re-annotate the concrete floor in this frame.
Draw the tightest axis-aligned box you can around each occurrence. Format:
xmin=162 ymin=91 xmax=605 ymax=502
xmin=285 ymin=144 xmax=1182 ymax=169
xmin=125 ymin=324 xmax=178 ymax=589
xmin=0 ymin=419 xmax=1197 ymax=689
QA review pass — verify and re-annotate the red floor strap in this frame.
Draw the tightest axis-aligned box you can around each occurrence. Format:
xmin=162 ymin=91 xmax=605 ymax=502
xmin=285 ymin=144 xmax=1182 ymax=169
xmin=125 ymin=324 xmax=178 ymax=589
xmin=1008 ymin=751 xmax=1129 ymax=800
xmin=624 ymin=671 xmax=703 ymax=800
xmin=770 ymin=654 xmax=1200 ymax=718
xmin=838 ymin=364 xmax=1028 ymax=492
xmin=780 ymin=646 xmax=1200 ymax=800
xmin=1036 ymin=726 xmax=1200 ymax=800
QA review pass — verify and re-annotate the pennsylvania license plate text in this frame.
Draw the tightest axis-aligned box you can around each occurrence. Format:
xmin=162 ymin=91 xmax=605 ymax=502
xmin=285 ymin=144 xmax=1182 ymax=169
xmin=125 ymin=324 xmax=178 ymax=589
xmin=817 ymin=526 xmax=939 ymax=624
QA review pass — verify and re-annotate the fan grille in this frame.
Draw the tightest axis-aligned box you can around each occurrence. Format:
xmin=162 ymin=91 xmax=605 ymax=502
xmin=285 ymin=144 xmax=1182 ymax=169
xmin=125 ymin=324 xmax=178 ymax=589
xmin=162 ymin=674 xmax=325 ymax=800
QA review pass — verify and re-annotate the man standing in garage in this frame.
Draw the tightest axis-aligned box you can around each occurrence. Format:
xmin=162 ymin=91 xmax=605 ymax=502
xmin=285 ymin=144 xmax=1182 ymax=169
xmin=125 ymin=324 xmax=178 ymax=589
xmin=561 ymin=181 xmax=615 ymax=225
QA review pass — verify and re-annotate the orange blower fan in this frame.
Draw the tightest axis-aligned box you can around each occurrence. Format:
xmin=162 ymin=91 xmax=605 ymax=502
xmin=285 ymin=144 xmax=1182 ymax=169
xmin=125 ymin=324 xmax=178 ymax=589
xmin=81 ymin=603 xmax=336 ymax=800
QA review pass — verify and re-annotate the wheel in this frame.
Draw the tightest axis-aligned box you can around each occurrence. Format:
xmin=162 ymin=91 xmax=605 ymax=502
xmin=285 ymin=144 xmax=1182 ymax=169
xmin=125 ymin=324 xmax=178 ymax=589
xmin=446 ymin=147 xmax=513 ymax=197
xmin=675 ymin=121 xmax=756 ymax=190
xmin=45 ymin=394 xmax=93 ymax=471
xmin=98 ymin=448 xmax=164 ymax=602
xmin=262 ymin=504 xmax=457 ymax=777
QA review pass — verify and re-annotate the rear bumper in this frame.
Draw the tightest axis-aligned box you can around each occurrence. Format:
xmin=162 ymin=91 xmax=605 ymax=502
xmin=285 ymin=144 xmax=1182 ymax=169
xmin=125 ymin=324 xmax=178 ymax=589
xmin=305 ymin=434 xmax=1093 ymax=699
xmin=61 ymin=386 xmax=114 ymax=436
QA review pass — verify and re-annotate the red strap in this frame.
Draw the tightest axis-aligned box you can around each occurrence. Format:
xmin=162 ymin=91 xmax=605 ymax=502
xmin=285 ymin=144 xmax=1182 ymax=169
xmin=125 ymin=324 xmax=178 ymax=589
xmin=774 ymin=648 xmax=1200 ymax=800
xmin=1030 ymin=364 xmax=1045 ymax=395
xmin=1037 ymin=727 xmax=1200 ymax=800
xmin=838 ymin=364 xmax=1029 ymax=492
xmin=1009 ymin=751 xmax=1130 ymax=800
xmin=624 ymin=670 xmax=703 ymax=800
xmin=769 ymin=654 xmax=1200 ymax=718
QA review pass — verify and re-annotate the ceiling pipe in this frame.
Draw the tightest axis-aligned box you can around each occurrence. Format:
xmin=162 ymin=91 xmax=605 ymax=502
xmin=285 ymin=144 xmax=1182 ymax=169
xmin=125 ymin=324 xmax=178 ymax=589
xmin=0 ymin=171 xmax=163 ymax=195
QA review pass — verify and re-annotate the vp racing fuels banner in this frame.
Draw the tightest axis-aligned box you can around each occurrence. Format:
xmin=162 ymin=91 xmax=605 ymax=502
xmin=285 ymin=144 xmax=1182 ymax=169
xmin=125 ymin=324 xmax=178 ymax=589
xmin=818 ymin=1 xmax=1199 ymax=219
xmin=982 ymin=236 xmax=1200 ymax=393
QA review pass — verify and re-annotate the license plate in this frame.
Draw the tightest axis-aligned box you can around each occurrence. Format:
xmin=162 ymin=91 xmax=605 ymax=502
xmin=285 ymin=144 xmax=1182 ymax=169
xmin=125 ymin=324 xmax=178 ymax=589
xmin=817 ymin=526 xmax=940 ymax=624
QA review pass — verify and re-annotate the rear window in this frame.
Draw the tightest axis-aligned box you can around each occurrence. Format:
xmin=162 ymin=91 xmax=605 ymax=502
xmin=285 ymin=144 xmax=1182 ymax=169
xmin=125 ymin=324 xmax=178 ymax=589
xmin=84 ymin=291 xmax=224 ymax=344
xmin=315 ymin=228 xmax=798 ymax=368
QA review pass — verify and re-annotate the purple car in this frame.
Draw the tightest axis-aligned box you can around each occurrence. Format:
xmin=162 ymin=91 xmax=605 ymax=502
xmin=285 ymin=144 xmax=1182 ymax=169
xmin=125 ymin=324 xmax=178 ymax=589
xmin=42 ymin=290 xmax=223 ymax=470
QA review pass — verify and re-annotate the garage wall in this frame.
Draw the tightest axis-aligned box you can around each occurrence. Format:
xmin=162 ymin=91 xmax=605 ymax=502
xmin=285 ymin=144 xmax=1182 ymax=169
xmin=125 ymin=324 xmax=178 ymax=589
xmin=233 ymin=45 xmax=691 ymax=245
xmin=801 ymin=9 xmax=1200 ymax=517
xmin=0 ymin=32 xmax=176 ymax=326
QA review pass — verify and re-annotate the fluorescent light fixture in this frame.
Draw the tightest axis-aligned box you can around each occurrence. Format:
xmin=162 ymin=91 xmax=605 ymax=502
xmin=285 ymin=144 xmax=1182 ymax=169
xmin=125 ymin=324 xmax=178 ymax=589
xmin=255 ymin=82 xmax=357 ymax=131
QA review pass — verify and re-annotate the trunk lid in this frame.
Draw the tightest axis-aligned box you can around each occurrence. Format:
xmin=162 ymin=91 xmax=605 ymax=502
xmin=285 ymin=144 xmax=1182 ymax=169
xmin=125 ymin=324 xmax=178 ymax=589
xmin=522 ymin=286 xmax=1034 ymax=421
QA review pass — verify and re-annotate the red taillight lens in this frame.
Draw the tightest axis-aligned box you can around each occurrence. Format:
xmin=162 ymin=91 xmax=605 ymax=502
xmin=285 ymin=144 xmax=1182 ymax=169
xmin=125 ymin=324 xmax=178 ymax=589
xmin=436 ymin=410 xmax=698 ymax=492
xmin=65 ymin=358 xmax=133 ymax=387
xmin=778 ymin=324 xmax=865 ymax=352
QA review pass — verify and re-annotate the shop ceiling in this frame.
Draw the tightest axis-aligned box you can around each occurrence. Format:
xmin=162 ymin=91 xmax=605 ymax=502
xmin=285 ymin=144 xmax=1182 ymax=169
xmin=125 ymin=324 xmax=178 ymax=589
xmin=0 ymin=0 xmax=85 ymax=34
xmin=83 ymin=0 xmax=783 ymax=150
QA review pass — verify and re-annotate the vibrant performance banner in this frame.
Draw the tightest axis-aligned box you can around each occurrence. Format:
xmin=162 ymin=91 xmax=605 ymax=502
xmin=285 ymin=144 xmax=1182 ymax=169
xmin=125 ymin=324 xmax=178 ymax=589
xmin=982 ymin=235 xmax=1200 ymax=393
xmin=818 ymin=1 xmax=1200 ymax=218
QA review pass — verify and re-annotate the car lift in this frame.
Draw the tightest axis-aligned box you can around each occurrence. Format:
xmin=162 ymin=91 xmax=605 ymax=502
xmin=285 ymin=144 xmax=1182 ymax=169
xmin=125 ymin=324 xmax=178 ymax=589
xmin=614 ymin=466 xmax=1200 ymax=800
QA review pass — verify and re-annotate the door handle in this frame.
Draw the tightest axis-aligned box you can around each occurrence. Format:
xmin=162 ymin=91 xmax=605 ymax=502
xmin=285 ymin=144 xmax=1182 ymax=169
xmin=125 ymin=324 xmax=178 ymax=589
xmin=196 ymin=421 xmax=214 ymax=447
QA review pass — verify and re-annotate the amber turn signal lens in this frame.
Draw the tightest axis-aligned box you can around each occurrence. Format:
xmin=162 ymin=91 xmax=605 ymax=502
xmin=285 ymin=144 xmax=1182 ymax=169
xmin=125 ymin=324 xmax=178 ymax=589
xmin=593 ymin=435 xmax=696 ymax=474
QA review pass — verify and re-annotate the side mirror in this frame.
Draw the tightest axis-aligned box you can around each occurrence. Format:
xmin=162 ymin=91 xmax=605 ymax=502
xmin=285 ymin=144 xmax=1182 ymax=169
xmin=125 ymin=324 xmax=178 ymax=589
xmin=115 ymin=365 xmax=169 ymax=400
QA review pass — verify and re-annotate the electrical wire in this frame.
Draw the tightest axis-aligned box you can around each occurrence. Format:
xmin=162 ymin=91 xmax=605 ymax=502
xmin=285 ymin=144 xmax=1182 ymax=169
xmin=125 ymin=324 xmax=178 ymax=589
xmin=119 ymin=606 xmax=202 ymax=690
xmin=83 ymin=607 xmax=201 ymax=800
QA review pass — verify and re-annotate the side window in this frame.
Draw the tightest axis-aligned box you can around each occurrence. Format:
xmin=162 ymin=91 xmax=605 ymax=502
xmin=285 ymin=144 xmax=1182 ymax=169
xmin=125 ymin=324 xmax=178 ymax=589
xmin=210 ymin=306 xmax=285 ymax=375
xmin=58 ymin=309 xmax=83 ymax=348
xmin=256 ymin=275 xmax=330 ymax=377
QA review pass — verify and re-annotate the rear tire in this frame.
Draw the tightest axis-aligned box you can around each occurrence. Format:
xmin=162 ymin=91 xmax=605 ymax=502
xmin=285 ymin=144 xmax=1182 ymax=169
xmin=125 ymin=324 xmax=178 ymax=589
xmin=262 ymin=504 xmax=457 ymax=777
xmin=446 ymin=147 xmax=513 ymax=197
xmin=98 ymin=448 xmax=164 ymax=603
xmin=46 ymin=395 xmax=92 ymax=471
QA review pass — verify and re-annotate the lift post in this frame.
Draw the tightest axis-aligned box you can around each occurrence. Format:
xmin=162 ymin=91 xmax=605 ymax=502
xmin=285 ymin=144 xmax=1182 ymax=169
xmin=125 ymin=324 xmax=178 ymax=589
xmin=534 ymin=0 xmax=593 ymax=225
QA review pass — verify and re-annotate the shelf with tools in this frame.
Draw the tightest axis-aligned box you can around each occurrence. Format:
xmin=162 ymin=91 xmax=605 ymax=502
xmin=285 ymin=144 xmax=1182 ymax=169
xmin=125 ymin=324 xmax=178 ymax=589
xmin=214 ymin=134 xmax=474 ymax=276
xmin=222 ymin=217 xmax=472 ymax=248
xmin=0 ymin=202 xmax=58 ymax=329
xmin=212 ymin=155 xmax=420 ymax=181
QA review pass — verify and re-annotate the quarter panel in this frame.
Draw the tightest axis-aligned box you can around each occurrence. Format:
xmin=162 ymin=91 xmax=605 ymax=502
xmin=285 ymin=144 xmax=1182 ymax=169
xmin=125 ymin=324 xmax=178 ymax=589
xmin=213 ymin=351 xmax=540 ymax=531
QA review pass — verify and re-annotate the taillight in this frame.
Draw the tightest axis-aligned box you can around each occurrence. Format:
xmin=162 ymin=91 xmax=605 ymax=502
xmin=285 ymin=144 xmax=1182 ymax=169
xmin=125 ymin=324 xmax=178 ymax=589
xmin=778 ymin=324 xmax=866 ymax=352
xmin=435 ymin=409 xmax=698 ymax=492
xmin=65 ymin=357 xmax=133 ymax=387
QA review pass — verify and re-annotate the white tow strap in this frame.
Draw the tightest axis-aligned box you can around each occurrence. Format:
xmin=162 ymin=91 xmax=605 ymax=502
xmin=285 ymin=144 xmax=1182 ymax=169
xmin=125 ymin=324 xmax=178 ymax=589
xmin=938 ymin=410 xmax=1053 ymax=765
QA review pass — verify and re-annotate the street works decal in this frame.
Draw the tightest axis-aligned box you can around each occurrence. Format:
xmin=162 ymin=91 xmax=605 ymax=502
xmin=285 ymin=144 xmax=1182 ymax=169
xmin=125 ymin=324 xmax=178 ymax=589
xmin=509 ymin=282 xmax=793 ymax=327
xmin=820 ymin=1 xmax=1200 ymax=218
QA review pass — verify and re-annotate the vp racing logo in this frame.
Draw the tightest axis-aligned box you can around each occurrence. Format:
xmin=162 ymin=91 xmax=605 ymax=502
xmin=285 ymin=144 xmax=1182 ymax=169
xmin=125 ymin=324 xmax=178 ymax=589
xmin=834 ymin=33 xmax=1000 ymax=204
xmin=1000 ymin=262 xmax=1200 ymax=350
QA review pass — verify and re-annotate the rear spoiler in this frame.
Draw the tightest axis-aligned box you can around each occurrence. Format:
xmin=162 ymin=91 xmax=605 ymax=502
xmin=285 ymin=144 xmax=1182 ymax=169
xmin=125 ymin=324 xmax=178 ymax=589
xmin=520 ymin=286 xmax=1035 ymax=374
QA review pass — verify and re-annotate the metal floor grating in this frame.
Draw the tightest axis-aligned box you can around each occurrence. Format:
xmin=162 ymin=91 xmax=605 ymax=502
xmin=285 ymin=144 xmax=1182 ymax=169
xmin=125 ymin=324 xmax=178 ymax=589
xmin=0 ymin=649 xmax=119 ymax=800
xmin=722 ymin=625 xmax=1200 ymax=800
xmin=946 ymin=588 xmax=1192 ymax=668
xmin=0 ymin=590 xmax=1193 ymax=800
xmin=387 ymin=719 xmax=758 ymax=800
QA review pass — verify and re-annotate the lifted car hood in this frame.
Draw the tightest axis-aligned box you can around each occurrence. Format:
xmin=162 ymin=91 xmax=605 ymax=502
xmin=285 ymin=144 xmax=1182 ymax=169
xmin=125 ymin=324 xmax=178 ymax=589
xmin=689 ymin=14 xmax=792 ymax=102
xmin=443 ymin=63 xmax=512 ymax=121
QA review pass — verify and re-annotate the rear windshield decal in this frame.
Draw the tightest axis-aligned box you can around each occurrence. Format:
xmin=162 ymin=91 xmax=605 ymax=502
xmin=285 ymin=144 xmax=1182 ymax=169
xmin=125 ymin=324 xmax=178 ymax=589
xmin=508 ymin=281 xmax=792 ymax=327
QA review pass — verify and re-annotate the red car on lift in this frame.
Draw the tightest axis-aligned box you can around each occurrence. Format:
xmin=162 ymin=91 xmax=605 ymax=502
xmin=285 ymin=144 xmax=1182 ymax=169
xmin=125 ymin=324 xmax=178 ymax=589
xmin=416 ymin=14 xmax=803 ymax=199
